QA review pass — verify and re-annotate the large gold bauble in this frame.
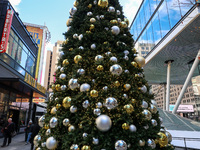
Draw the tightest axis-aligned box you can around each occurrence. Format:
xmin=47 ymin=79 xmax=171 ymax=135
xmin=51 ymin=84 xmax=55 ymax=90
xmin=81 ymin=145 xmax=91 ymax=150
xmin=131 ymin=61 xmax=138 ymax=67
xmin=55 ymin=84 xmax=61 ymax=91
xmin=73 ymin=1 xmax=78 ymax=7
xmin=134 ymin=56 xmax=145 ymax=67
xmin=142 ymin=109 xmax=152 ymax=120
xmin=90 ymin=90 xmax=98 ymax=97
xmin=88 ymin=4 xmax=92 ymax=9
xmin=51 ymin=107 xmax=57 ymax=114
xmin=132 ymin=48 xmax=137 ymax=53
xmin=114 ymin=81 xmax=120 ymax=87
xmin=123 ymin=84 xmax=131 ymax=91
xmin=120 ymin=21 xmax=128 ymax=28
xmin=157 ymin=132 xmax=168 ymax=147
xmin=90 ymin=18 xmax=96 ymax=23
xmin=62 ymin=59 xmax=69 ymax=66
xmin=122 ymin=123 xmax=129 ymax=130
xmin=74 ymin=55 xmax=82 ymax=64
xmin=68 ymin=125 xmax=75 ymax=132
xmin=124 ymin=18 xmax=129 ymax=26
xmin=97 ymin=65 xmax=104 ymax=71
xmin=110 ymin=19 xmax=118 ymax=24
xmin=64 ymin=38 xmax=69 ymax=44
xmin=66 ymin=18 xmax=73 ymax=27
xmin=62 ymin=97 xmax=72 ymax=108
xmin=139 ymin=140 xmax=145 ymax=146
xmin=90 ymin=24 xmax=95 ymax=30
xmin=98 ymin=0 xmax=109 ymax=8
xmin=124 ymin=104 xmax=134 ymax=114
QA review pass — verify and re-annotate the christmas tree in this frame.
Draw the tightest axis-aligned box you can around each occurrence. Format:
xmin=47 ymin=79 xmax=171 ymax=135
xmin=35 ymin=0 xmax=174 ymax=149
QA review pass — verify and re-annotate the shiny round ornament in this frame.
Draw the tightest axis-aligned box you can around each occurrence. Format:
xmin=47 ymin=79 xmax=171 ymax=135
xmin=97 ymin=65 xmax=104 ymax=71
xmin=88 ymin=4 xmax=92 ymax=9
xmin=151 ymin=119 xmax=158 ymax=126
xmin=124 ymin=50 xmax=129 ymax=56
xmin=110 ymin=19 xmax=118 ymax=24
xmin=94 ymin=108 xmax=101 ymax=116
xmin=73 ymin=33 xmax=78 ymax=39
xmin=98 ymin=0 xmax=109 ymax=8
xmin=95 ymin=55 xmax=104 ymax=61
xmin=33 ymin=135 xmax=41 ymax=147
xmin=81 ymin=145 xmax=91 ymax=150
xmin=63 ymin=118 xmax=70 ymax=126
xmin=58 ymin=51 xmax=64 ymax=58
xmin=79 ymin=34 xmax=83 ymax=40
xmin=77 ymin=69 xmax=85 ymax=75
xmin=111 ymin=26 xmax=120 ymax=35
xmin=144 ymin=125 xmax=149 ymax=130
xmin=141 ymin=100 xmax=148 ymax=109
xmin=46 ymin=129 xmax=51 ymax=136
xmin=100 ymin=15 xmax=104 ymax=19
xmin=124 ymin=104 xmax=134 ymax=114
xmin=96 ymin=15 xmax=100 ymax=20
xmin=50 ymin=117 xmax=58 ymax=128
xmin=68 ymin=125 xmax=75 ymax=132
xmin=80 ymin=83 xmax=91 ymax=92
xmin=148 ymin=139 xmax=156 ymax=149
xmin=59 ymin=73 xmax=66 ymax=80
xmin=90 ymin=18 xmax=96 ymax=23
xmin=139 ymin=85 xmax=147 ymax=93
xmin=129 ymin=124 xmax=137 ymax=132
xmin=165 ymin=131 xmax=172 ymax=143
xmin=36 ymin=147 xmax=41 ymax=150
xmin=60 ymin=67 xmax=64 ymax=72
xmin=123 ymin=84 xmax=131 ymax=91
xmin=105 ymin=51 xmax=112 ymax=56
xmin=159 ymin=117 xmax=163 ymax=124
xmin=117 ymin=18 xmax=122 ymax=23
xmin=115 ymin=140 xmax=127 ymax=150
xmin=116 ymin=10 xmax=121 ymax=15
xmin=103 ymin=86 xmax=108 ymax=91
xmin=79 ymin=46 xmax=84 ymax=50
xmin=134 ymin=56 xmax=145 ymax=67
xmin=83 ymin=133 xmax=88 ymax=138
xmin=41 ymin=142 xmax=46 ymax=148
xmin=66 ymin=18 xmax=73 ymax=27
xmin=150 ymin=104 xmax=157 ymax=114
xmin=55 ymin=84 xmax=61 ymax=91
xmin=124 ymin=70 xmax=129 ymax=74
xmin=74 ymin=55 xmax=82 ymax=64
xmin=38 ymin=115 xmax=45 ymax=127
xmin=56 ymin=104 xmax=61 ymax=109
xmin=93 ymin=0 xmax=97 ymax=5
xmin=122 ymin=123 xmax=129 ymax=130
xmin=96 ymin=115 xmax=112 ymax=132
xmin=157 ymin=132 xmax=168 ymax=147
xmin=50 ymin=107 xmax=57 ymax=114
xmin=123 ymin=56 xmax=129 ymax=60
xmin=63 ymin=59 xmax=69 ymax=66
xmin=93 ymin=138 xmax=99 ymax=145
xmin=131 ymin=99 xmax=136 ymax=104
xmin=123 ymin=94 xmax=128 ymax=99
xmin=90 ymin=90 xmax=98 ymax=97
xmin=151 ymin=99 xmax=157 ymax=106
xmin=62 ymin=96 xmax=72 ymax=108
xmin=104 ymin=97 xmax=118 ymax=109
xmin=110 ymin=64 xmax=123 ymax=76
xmin=70 ymin=7 xmax=77 ymax=16
xmin=70 ymin=144 xmax=80 ymax=150
xmin=139 ymin=140 xmax=145 ymax=146
xmin=120 ymin=21 xmax=127 ymax=28
xmin=44 ymin=124 xmax=49 ymax=130
xmin=87 ymin=12 xmax=93 ymax=16
xmin=69 ymin=48 xmax=74 ymax=51
xmin=46 ymin=136 xmax=57 ymax=149
xmin=90 ymin=24 xmax=95 ymax=30
xmin=73 ymin=1 xmax=78 ymax=7
xmin=82 ymin=100 xmax=90 ymax=108
xmin=96 ymin=102 xmax=103 ymax=108
xmin=91 ymin=44 xmax=96 ymax=49
xmin=131 ymin=61 xmax=137 ymax=67
xmin=110 ymin=56 xmax=118 ymax=62
xmin=142 ymin=109 xmax=152 ymax=120
xmin=68 ymin=78 xmax=79 ymax=90
xmin=124 ymin=18 xmax=129 ymax=26
xmin=114 ymin=81 xmax=120 ymax=87
xmin=108 ymin=6 xmax=115 ymax=12
xmin=70 ymin=105 xmax=77 ymax=113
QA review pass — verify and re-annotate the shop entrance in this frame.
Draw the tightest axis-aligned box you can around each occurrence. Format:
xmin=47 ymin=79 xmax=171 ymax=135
xmin=9 ymin=109 xmax=19 ymax=132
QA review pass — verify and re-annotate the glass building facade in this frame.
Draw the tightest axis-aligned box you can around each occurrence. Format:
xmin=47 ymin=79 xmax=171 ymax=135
xmin=130 ymin=0 xmax=196 ymax=57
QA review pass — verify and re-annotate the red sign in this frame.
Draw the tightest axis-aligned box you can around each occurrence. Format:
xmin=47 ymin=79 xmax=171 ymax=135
xmin=0 ymin=9 xmax=14 ymax=53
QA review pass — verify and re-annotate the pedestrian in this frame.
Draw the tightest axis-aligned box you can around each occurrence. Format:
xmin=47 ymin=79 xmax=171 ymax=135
xmin=25 ymin=120 xmax=34 ymax=145
xmin=29 ymin=119 xmax=41 ymax=150
xmin=1 ymin=118 xmax=15 ymax=147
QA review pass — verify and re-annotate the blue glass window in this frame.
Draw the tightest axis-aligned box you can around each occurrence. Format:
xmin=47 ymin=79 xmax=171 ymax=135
xmin=143 ymin=0 xmax=151 ymax=24
xmin=151 ymin=12 xmax=162 ymax=45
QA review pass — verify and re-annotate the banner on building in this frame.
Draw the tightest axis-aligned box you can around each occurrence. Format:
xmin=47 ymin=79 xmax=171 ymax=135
xmin=26 ymin=26 xmax=43 ymax=80
xmin=192 ymin=75 xmax=200 ymax=95
xmin=0 ymin=9 xmax=14 ymax=53
xmin=33 ymin=98 xmax=45 ymax=103
xmin=169 ymin=105 xmax=194 ymax=112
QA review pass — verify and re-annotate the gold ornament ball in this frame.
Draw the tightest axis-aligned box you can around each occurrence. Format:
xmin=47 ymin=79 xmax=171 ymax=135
xmin=124 ymin=18 xmax=129 ymax=26
xmin=131 ymin=61 xmax=138 ymax=67
xmin=120 ymin=21 xmax=128 ymax=28
xmin=81 ymin=145 xmax=91 ymax=150
xmin=90 ymin=24 xmax=95 ymax=30
xmin=79 ymin=123 xmax=83 ymax=129
xmin=62 ymin=59 xmax=69 ymax=65
xmin=51 ymin=84 xmax=55 ymax=90
xmin=142 ymin=109 xmax=152 ymax=120
xmin=56 ymin=104 xmax=61 ymax=109
xmin=90 ymin=18 xmax=96 ymax=23
xmin=134 ymin=56 xmax=145 ymax=67
xmin=103 ymin=41 xmax=108 ymax=45
xmin=98 ymin=0 xmax=109 ymax=8
xmin=68 ymin=125 xmax=75 ymax=132
xmin=139 ymin=140 xmax=145 ymax=146
xmin=69 ymin=48 xmax=73 ymax=51
xmin=132 ymin=48 xmax=137 ymax=53
xmin=55 ymin=84 xmax=61 ymax=91
xmin=86 ymin=31 xmax=92 ymax=34
xmin=150 ymin=104 xmax=157 ymax=114
xmin=122 ymin=123 xmax=129 ymax=130
xmin=74 ymin=55 xmax=82 ymax=64
xmin=51 ymin=107 xmax=57 ymax=114
xmin=131 ymin=99 xmax=136 ymax=104
xmin=90 ymin=90 xmax=98 ymax=97
xmin=157 ymin=132 xmax=168 ymax=147
xmin=64 ymin=38 xmax=69 ymax=44
xmin=110 ymin=19 xmax=118 ymax=24
xmin=97 ymin=65 xmax=104 ymax=71
xmin=62 ymin=97 xmax=72 ymax=108
xmin=73 ymin=1 xmax=78 ymax=7
xmin=66 ymin=18 xmax=73 ymax=27
xmin=114 ymin=81 xmax=120 ymax=87
xmin=123 ymin=84 xmax=131 ymax=91
xmin=44 ymin=124 xmax=49 ymax=130
xmin=88 ymin=4 xmax=92 ymax=9
xmin=124 ymin=104 xmax=134 ymax=114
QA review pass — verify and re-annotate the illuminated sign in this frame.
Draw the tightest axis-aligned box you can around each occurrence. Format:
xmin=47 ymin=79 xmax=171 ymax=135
xmin=33 ymin=98 xmax=45 ymax=103
xmin=26 ymin=26 xmax=43 ymax=80
xmin=16 ymin=98 xmax=29 ymax=102
xmin=170 ymin=105 xmax=194 ymax=112
xmin=0 ymin=9 xmax=14 ymax=53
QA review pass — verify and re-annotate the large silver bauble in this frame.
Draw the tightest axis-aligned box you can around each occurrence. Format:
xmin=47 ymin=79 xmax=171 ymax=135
xmin=96 ymin=115 xmax=112 ymax=132
xmin=61 ymin=85 xmax=67 ymax=91
xmin=104 ymin=97 xmax=118 ymax=109
xmin=33 ymin=135 xmax=41 ymax=147
xmin=87 ymin=12 xmax=93 ymax=16
xmin=147 ymin=139 xmax=156 ymax=149
xmin=111 ymin=26 xmax=120 ymax=35
xmin=77 ymin=69 xmax=85 ymax=75
xmin=93 ymin=0 xmax=97 ymax=4
xmin=110 ymin=56 xmax=118 ymax=62
xmin=70 ymin=7 xmax=77 ymax=16
xmin=73 ymin=33 xmax=78 ymax=39
xmin=68 ymin=78 xmax=79 ymax=90
xmin=140 ymin=85 xmax=147 ymax=93
xmin=38 ymin=115 xmax=45 ymax=127
xmin=96 ymin=102 xmax=103 ymax=108
xmin=142 ymin=109 xmax=152 ymax=120
xmin=70 ymin=105 xmax=77 ymax=113
xmin=49 ymin=92 xmax=54 ymax=97
xmin=46 ymin=129 xmax=51 ymax=136
xmin=70 ymin=144 xmax=79 ymax=150
xmin=46 ymin=137 xmax=57 ymax=149
xmin=94 ymin=108 xmax=101 ymax=116
xmin=59 ymin=73 xmax=66 ymax=80
xmin=115 ymin=140 xmax=127 ymax=150
xmin=159 ymin=117 xmax=163 ymax=124
xmin=41 ymin=142 xmax=46 ymax=148
xmin=58 ymin=51 xmax=64 ymax=58
xmin=124 ymin=50 xmax=129 ymax=56
xmin=110 ymin=64 xmax=123 ymax=76
xmin=129 ymin=124 xmax=137 ymax=132
xmin=116 ymin=10 xmax=121 ymax=15
xmin=151 ymin=119 xmax=158 ymax=126
xmin=79 ymin=34 xmax=83 ymax=40
xmin=60 ymin=67 xmax=65 ymax=72
xmin=93 ymin=137 xmax=99 ymax=145
xmin=95 ymin=55 xmax=104 ymax=61
xmin=165 ymin=131 xmax=172 ymax=143
xmin=56 ymin=66 xmax=61 ymax=71
xmin=150 ymin=104 xmax=157 ymax=114
xmin=80 ymin=83 xmax=91 ymax=92
xmin=91 ymin=44 xmax=96 ymax=49
xmin=151 ymin=99 xmax=157 ymax=106
xmin=50 ymin=117 xmax=58 ymax=128
xmin=108 ymin=6 xmax=115 ymax=12
xmin=141 ymin=100 xmax=148 ymax=109
xmin=63 ymin=118 xmax=70 ymax=126
xmin=123 ymin=56 xmax=129 ymax=61
xmin=82 ymin=100 xmax=90 ymax=108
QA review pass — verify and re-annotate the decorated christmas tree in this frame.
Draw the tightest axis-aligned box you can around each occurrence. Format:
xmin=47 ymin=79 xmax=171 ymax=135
xmin=34 ymin=0 xmax=174 ymax=149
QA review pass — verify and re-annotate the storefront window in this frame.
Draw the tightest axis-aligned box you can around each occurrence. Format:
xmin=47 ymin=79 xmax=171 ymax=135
xmin=26 ymin=57 xmax=35 ymax=75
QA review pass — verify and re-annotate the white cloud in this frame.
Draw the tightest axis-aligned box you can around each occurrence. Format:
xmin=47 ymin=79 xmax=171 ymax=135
xmin=8 ymin=0 xmax=22 ymax=11
xmin=46 ymin=42 xmax=54 ymax=51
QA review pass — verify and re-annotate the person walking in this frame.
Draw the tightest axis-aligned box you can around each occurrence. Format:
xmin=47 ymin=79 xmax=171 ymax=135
xmin=25 ymin=120 xmax=34 ymax=145
xmin=1 ymin=118 xmax=15 ymax=147
xmin=29 ymin=119 xmax=40 ymax=150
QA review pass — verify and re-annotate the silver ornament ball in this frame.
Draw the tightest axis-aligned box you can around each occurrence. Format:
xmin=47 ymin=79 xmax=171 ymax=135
xmin=110 ymin=64 xmax=123 ymax=76
xmin=115 ymin=140 xmax=127 ymax=150
xmin=96 ymin=115 xmax=112 ymax=132
xmin=50 ymin=117 xmax=58 ymax=128
xmin=46 ymin=136 xmax=58 ymax=149
xmin=111 ymin=26 xmax=120 ymax=35
xmin=63 ymin=118 xmax=70 ymax=126
xmin=80 ymin=83 xmax=91 ymax=92
xmin=82 ymin=100 xmax=90 ymax=108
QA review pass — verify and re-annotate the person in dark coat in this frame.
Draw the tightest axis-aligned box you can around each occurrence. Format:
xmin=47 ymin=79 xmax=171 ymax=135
xmin=29 ymin=119 xmax=41 ymax=150
xmin=25 ymin=120 xmax=34 ymax=144
xmin=1 ymin=118 xmax=15 ymax=147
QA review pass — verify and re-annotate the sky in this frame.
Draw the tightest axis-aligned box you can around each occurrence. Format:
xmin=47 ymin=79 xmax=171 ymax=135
xmin=9 ymin=0 xmax=142 ymax=50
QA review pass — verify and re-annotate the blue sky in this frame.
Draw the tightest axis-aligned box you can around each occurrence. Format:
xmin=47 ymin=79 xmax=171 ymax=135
xmin=9 ymin=0 xmax=142 ymax=49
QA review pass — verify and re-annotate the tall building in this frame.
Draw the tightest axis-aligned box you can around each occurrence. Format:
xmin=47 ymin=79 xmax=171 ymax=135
xmin=44 ymin=50 xmax=52 ymax=90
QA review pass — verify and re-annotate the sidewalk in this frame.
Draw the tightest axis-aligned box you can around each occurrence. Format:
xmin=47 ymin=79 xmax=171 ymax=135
xmin=0 ymin=133 xmax=30 ymax=150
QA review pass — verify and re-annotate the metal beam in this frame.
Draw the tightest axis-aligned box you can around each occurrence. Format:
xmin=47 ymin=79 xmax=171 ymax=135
xmin=166 ymin=61 xmax=172 ymax=111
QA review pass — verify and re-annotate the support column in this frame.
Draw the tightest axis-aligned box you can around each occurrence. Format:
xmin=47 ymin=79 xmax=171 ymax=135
xmin=173 ymin=50 xmax=200 ymax=114
xmin=163 ymin=84 xmax=166 ymax=111
xmin=166 ymin=61 xmax=172 ymax=111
